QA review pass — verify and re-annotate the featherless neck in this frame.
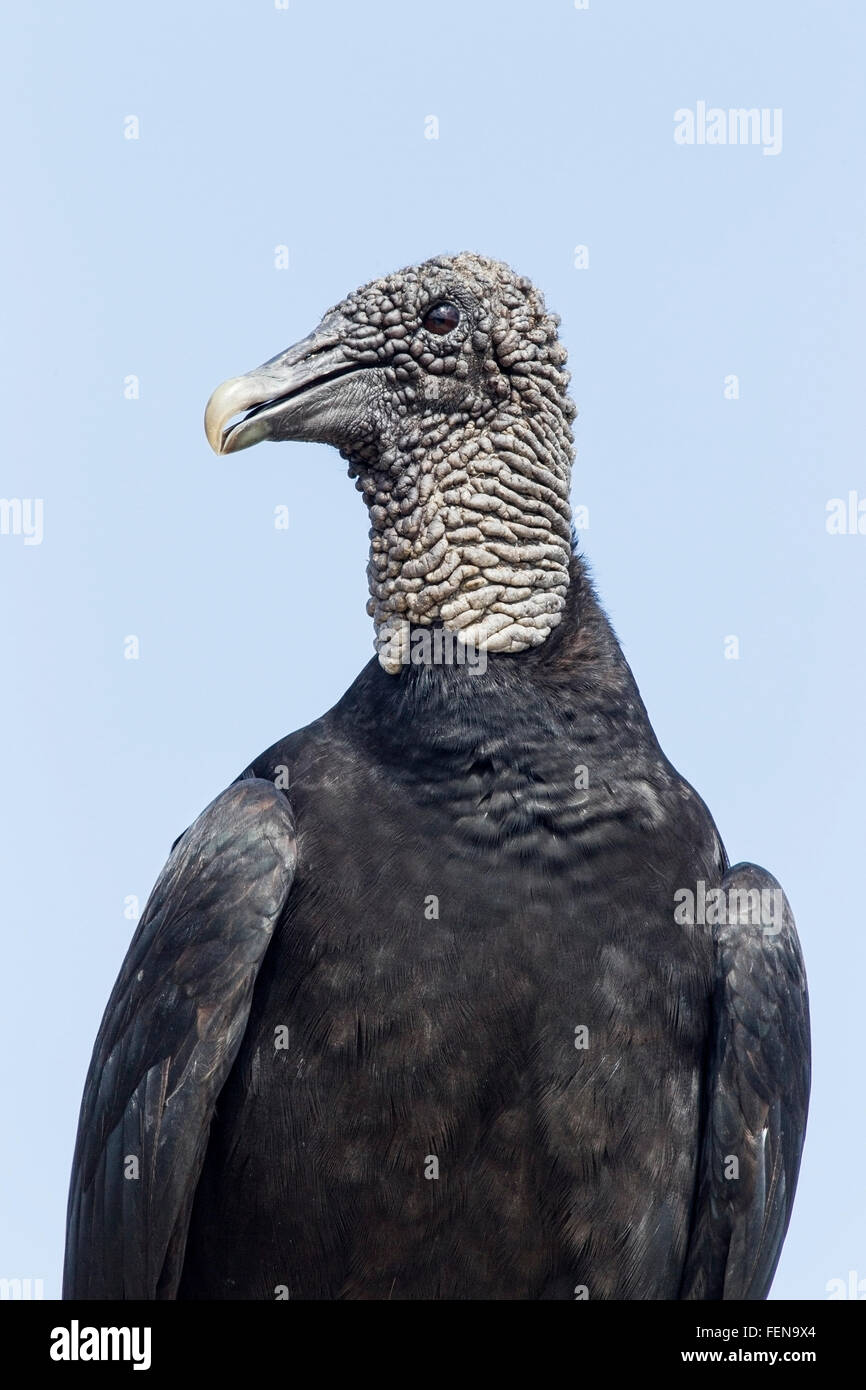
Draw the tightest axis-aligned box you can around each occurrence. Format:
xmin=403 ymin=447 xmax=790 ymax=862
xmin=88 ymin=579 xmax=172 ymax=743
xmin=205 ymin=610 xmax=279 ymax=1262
xmin=351 ymin=400 xmax=575 ymax=674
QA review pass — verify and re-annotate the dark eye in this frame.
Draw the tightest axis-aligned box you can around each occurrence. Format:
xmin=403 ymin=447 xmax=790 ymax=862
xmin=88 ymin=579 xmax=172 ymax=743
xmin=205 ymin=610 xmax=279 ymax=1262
xmin=422 ymin=301 xmax=460 ymax=335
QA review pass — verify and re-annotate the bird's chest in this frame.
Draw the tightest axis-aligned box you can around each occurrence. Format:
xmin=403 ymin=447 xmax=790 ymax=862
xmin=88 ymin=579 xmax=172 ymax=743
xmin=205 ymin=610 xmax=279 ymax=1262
xmin=249 ymin=741 xmax=712 ymax=1099
xmin=208 ymin=734 xmax=716 ymax=1297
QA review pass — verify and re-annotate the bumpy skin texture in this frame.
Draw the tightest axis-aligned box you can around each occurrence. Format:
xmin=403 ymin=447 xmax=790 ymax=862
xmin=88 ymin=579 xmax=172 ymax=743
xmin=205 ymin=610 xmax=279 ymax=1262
xmin=326 ymin=253 xmax=575 ymax=670
xmin=64 ymin=254 xmax=810 ymax=1300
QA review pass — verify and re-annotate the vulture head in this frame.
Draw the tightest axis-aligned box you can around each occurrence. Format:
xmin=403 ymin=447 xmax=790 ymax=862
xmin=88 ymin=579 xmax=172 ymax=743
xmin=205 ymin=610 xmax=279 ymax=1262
xmin=205 ymin=252 xmax=577 ymax=672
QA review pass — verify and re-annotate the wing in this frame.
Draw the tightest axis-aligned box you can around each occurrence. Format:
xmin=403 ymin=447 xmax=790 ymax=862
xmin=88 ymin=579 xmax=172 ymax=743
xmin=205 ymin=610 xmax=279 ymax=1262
xmin=63 ymin=777 xmax=296 ymax=1299
xmin=680 ymin=862 xmax=810 ymax=1299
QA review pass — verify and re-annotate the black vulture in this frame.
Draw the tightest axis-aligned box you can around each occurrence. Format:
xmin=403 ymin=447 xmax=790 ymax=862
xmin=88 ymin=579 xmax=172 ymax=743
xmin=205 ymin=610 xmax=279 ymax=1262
xmin=64 ymin=253 xmax=810 ymax=1300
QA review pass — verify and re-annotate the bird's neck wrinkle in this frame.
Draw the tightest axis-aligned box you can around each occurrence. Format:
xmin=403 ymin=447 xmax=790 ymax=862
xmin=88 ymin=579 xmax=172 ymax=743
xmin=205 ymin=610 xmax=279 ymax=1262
xmin=358 ymin=409 xmax=574 ymax=676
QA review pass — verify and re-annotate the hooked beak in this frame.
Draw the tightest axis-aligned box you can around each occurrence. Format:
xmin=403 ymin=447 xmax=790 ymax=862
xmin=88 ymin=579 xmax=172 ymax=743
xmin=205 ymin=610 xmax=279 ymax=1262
xmin=204 ymin=314 xmax=362 ymax=455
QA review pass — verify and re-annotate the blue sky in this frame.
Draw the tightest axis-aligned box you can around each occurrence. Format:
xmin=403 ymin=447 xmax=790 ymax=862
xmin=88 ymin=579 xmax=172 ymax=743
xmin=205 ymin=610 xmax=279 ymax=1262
xmin=1 ymin=0 xmax=863 ymax=1299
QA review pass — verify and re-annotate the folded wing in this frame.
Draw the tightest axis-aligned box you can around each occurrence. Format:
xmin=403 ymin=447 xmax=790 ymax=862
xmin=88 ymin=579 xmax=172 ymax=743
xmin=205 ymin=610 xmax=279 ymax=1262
xmin=681 ymin=862 xmax=810 ymax=1299
xmin=63 ymin=778 xmax=296 ymax=1299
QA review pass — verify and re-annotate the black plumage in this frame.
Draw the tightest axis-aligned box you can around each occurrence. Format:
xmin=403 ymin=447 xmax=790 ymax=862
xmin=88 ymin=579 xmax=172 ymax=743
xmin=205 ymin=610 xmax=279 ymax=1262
xmin=64 ymin=253 xmax=809 ymax=1300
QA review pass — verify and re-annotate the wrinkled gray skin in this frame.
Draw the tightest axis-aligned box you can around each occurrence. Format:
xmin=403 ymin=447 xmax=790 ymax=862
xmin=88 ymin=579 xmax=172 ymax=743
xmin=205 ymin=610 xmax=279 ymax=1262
xmin=206 ymin=253 xmax=574 ymax=670
xmin=65 ymin=254 xmax=810 ymax=1301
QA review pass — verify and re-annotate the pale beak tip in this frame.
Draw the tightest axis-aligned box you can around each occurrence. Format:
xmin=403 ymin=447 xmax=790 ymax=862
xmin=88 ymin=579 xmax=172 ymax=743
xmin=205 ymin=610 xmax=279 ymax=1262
xmin=204 ymin=393 xmax=228 ymax=456
xmin=204 ymin=376 xmax=257 ymax=457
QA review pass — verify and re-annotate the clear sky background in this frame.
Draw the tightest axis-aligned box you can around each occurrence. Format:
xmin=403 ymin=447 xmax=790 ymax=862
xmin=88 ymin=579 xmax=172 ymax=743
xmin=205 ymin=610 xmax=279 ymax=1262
xmin=1 ymin=0 xmax=863 ymax=1300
